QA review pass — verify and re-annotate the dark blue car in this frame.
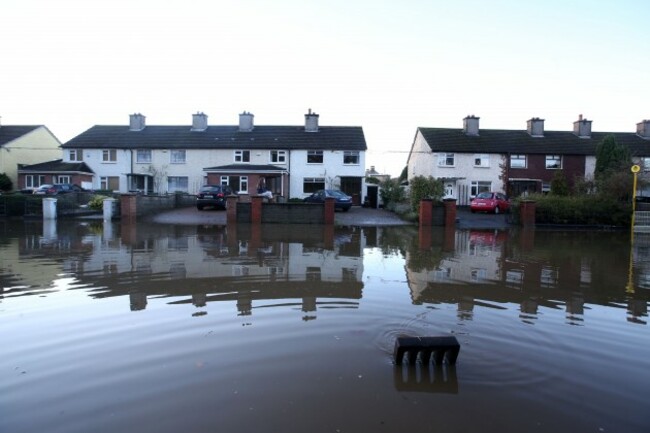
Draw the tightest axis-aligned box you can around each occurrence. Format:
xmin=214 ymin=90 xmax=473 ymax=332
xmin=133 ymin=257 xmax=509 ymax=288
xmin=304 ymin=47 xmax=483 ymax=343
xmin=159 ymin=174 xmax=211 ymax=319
xmin=303 ymin=189 xmax=352 ymax=212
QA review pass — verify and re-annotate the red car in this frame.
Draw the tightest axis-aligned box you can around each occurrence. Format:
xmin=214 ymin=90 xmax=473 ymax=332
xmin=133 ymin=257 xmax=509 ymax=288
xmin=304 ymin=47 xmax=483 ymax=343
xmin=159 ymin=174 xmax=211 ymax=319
xmin=470 ymin=192 xmax=510 ymax=214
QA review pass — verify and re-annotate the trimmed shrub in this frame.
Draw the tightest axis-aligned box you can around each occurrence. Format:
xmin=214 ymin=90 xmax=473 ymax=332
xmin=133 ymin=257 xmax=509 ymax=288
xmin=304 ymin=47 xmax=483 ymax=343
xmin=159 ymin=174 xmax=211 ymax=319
xmin=516 ymin=194 xmax=630 ymax=226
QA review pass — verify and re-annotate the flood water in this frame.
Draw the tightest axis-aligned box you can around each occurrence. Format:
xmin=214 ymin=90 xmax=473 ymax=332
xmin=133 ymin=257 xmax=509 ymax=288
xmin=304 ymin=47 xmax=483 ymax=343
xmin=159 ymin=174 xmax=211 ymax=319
xmin=1 ymin=219 xmax=649 ymax=433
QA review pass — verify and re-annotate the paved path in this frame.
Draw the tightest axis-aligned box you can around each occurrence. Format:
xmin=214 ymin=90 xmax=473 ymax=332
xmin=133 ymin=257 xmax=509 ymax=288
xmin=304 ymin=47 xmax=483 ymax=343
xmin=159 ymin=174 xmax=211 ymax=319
xmin=150 ymin=205 xmax=512 ymax=229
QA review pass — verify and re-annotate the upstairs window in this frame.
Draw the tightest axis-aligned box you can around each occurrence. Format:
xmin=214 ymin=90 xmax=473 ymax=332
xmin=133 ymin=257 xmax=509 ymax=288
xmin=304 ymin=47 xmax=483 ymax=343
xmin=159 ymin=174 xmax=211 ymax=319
xmin=473 ymin=154 xmax=489 ymax=167
xmin=137 ymin=149 xmax=152 ymax=163
xmin=545 ymin=155 xmax=562 ymax=169
xmin=307 ymin=150 xmax=323 ymax=164
xmin=69 ymin=149 xmax=83 ymax=162
xmin=344 ymin=151 xmax=360 ymax=165
xmin=437 ymin=153 xmax=454 ymax=167
xmin=234 ymin=150 xmax=250 ymax=163
xmin=510 ymin=154 xmax=527 ymax=169
xmin=170 ymin=150 xmax=186 ymax=164
xmin=102 ymin=149 xmax=117 ymax=162
xmin=270 ymin=150 xmax=286 ymax=164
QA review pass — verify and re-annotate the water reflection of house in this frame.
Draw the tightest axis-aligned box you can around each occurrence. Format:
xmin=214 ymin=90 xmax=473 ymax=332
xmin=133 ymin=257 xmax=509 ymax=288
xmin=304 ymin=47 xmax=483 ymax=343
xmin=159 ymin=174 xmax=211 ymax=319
xmin=56 ymin=223 xmax=365 ymax=316
xmin=405 ymin=229 xmax=648 ymax=323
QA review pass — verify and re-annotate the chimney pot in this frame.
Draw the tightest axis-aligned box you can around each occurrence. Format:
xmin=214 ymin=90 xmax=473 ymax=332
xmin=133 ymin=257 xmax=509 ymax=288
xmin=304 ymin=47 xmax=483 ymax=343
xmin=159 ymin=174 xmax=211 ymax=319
xmin=238 ymin=111 xmax=254 ymax=132
xmin=573 ymin=115 xmax=592 ymax=138
xmin=463 ymin=115 xmax=480 ymax=136
xmin=191 ymin=112 xmax=208 ymax=131
xmin=129 ymin=113 xmax=146 ymax=131
xmin=527 ymin=117 xmax=545 ymax=137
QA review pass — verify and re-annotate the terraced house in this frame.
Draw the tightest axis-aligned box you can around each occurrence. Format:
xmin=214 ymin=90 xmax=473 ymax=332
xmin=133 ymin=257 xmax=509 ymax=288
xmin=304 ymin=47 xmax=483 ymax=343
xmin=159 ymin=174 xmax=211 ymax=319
xmin=59 ymin=110 xmax=367 ymax=203
xmin=407 ymin=115 xmax=650 ymax=204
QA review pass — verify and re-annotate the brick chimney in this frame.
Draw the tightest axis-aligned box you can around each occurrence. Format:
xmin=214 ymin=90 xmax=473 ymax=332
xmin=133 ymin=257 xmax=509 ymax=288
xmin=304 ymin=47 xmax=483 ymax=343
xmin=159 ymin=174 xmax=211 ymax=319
xmin=191 ymin=112 xmax=208 ymax=131
xmin=129 ymin=113 xmax=146 ymax=131
xmin=636 ymin=119 xmax=650 ymax=139
xmin=305 ymin=108 xmax=319 ymax=132
xmin=238 ymin=111 xmax=254 ymax=132
xmin=463 ymin=115 xmax=480 ymax=136
xmin=526 ymin=117 xmax=545 ymax=137
xmin=573 ymin=114 xmax=592 ymax=138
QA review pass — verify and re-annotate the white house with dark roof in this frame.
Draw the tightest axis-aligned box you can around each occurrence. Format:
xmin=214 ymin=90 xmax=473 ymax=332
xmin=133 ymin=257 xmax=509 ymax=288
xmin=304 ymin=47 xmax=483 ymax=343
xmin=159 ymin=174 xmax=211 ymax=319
xmin=407 ymin=115 xmax=650 ymax=204
xmin=61 ymin=110 xmax=367 ymax=202
xmin=0 ymin=120 xmax=62 ymax=190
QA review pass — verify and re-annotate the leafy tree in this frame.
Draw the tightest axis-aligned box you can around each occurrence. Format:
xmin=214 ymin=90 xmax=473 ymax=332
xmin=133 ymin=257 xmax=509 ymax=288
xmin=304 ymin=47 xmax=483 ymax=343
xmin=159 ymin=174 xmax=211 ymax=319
xmin=594 ymin=135 xmax=632 ymax=201
xmin=550 ymin=170 xmax=569 ymax=196
xmin=409 ymin=175 xmax=444 ymax=213
xmin=595 ymin=134 xmax=631 ymax=180
xmin=0 ymin=173 xmax=12 ymax=192
xmin=379 ymin=178 xmax=405 ymax=207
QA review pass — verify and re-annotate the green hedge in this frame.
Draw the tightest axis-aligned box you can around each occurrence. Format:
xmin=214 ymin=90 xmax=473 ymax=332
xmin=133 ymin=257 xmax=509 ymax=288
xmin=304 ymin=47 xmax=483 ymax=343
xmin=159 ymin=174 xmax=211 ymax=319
xmin=514 ymin=194 xmax=631 ymax=226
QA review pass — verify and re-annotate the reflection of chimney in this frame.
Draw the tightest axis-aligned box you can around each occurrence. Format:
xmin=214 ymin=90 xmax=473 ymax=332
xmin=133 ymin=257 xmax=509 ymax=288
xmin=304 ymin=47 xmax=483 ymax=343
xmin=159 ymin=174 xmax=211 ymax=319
xmin=191 ymin=112 xmax=208 ymax=131
xmin=526 ymin=117 xmax=545 ymax=137
xmin=305 ymin=108 xmax=319 ymax=132
xmin=463 ymin=115 xmax=479 ymax=136
xmin=637 ymin=119 xmax=650 ymax=139
xmin=239 ymin=111 xmax=254 ymax=132
xmin=129 ymin=113 xmax=146 ymax=131
xmin=573 ymin=114 xmax=592 ymax=138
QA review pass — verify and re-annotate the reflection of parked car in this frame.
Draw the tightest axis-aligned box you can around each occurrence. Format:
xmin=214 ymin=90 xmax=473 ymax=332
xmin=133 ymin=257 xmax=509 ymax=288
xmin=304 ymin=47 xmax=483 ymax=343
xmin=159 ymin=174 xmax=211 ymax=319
xmin=470 ymin=192 xmax=509 ymax=214
xmin=303 ymin=189 xmax=352 ymax=211
xmin=196 ymin=185 xmax=233 ymax=210
xmin=34 ymin=184 xmax=85 ymax=195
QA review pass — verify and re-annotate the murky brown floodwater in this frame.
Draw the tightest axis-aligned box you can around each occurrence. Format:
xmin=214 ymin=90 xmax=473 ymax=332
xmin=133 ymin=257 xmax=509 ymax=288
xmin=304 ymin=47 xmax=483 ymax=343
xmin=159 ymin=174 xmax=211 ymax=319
xmin=1 ymin=219 xmax=648 ymax=433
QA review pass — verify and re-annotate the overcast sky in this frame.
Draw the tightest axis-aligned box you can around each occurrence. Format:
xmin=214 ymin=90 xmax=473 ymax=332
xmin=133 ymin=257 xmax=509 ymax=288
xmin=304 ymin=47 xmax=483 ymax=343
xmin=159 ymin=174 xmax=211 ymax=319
xmin=2 ymin=0 xmax=648 ymax=176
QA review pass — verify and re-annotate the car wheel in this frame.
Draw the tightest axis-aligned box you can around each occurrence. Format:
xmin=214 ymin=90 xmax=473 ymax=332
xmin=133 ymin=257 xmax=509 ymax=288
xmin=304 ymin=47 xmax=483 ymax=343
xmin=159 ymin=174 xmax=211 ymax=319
xmin=494 ymin=206 xmax=500 ymax=214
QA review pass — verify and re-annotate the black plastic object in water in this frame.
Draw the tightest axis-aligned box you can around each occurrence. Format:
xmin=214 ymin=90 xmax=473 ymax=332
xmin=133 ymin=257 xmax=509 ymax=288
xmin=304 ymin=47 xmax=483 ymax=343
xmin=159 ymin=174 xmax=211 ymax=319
xmin=393 ymin=336 xmax=460 ymax=365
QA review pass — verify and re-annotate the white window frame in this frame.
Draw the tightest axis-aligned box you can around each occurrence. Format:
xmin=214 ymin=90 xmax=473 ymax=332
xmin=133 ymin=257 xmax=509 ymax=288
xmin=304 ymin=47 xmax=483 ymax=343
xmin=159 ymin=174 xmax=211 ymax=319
xmin=343 ymin=151 xmax=360 ymax=165
xmin=137 ymin=149 xmax=152 ymax=164
xmin=167 ymin=176 xmax=189 ymax=193
xmin=303 ymin=177 xmax=325 ymax=193
xmin=473 ymin=154 xmax=490 ymax=167
xmin=234 ymin=150 xmax=250 ymax=163
xmin=102 ymin=149 xmax=117 ymax=163
xmin=511 ymin=154 xmax=527 ymax=169
xmin=69 ymin=149 xmax=83 ymax=162
xmin=545 ymin=155 xmax=562 ymax=169
xmin=25 ymin=174 xmax=46 ymax=188
xmin=100 ymin=176 xmax=120 ymax=191
xmin=270 ymin=150 xmax=287 ymax=164
xmin=470 ymin=181 xmax=491 ymax=197
xmin=221 ymin=175 xmax=248 ymax=193
xmin=307 ymin=150 xmax=323 ymax=164
xmin=437 ymin=153 xmax=455 ymax=167
xmin=57 ymin=175 xmax=71 ymax=184
xmin=170 ymin=150 xmax=186 ymax=164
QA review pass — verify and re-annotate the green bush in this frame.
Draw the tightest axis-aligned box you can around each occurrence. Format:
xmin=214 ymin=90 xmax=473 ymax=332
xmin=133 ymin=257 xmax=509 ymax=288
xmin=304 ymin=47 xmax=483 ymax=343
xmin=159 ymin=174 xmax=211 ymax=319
xmin=409 ymin=176 xmax=444 ymax=213
xmin=516 ymin=193 xmax=630 ymax=226
xmin=0 ymin=173 xmax=12 ymax=192
xmin=88 ymin=195 xmax=111 ymax=211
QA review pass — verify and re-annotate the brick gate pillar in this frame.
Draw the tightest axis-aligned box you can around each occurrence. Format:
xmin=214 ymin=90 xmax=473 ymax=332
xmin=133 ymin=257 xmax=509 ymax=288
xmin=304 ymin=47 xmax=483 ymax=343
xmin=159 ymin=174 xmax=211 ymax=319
xmin=419 ymin=199 xmax=433 ymax=226
xmin=324 ymin=197 xmax=335 ymax=225
xmin=251 ymin=196 xmax=263 ymax=224
xmin=227 ymin=195 xmax=238 ymax=224
xmin=443 ymin=198 xmax=457 ymax=227
xmin=519 ymin=200 xmax=536 ymax=227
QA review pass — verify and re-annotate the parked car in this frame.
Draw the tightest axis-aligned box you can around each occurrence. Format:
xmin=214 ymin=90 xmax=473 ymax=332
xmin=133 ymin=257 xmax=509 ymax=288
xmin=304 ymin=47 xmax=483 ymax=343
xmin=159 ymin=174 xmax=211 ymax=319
xmin=470 ymin=192 xmax=510 ymax=214
xmin=303 ymin=189 xmax=352 ymax=212
xmin=196 ymin=185 xmax=233 ymax=210
xmin=34 ymin=184 xmax=85 ymax=195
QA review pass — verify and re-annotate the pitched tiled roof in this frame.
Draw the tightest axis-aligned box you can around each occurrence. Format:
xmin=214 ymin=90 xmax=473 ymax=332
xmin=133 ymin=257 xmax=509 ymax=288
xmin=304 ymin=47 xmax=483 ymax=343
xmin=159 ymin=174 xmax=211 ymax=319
xmin=18 ymin=159 xmax=94 ymax=174
xmin=62 ymin=125 xmax=367 ymax=151
xmin=0 ymin=125 xmax=43 ymax=147
xmin=418 ymin=128 xmax=650 ymax=156
xmin=203 ymin=164 xmax=287 ymax=172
